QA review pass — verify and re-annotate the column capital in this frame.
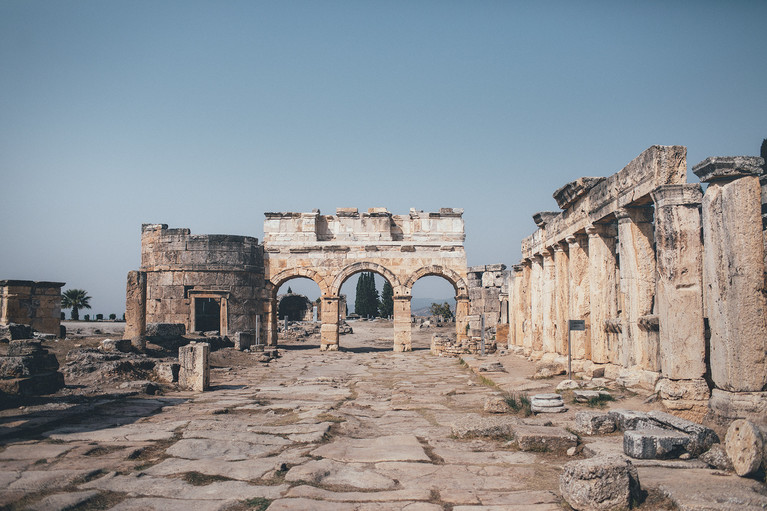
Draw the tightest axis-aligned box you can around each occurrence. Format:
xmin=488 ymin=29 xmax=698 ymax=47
xmin=651 ymin=184 xmax=702 ymax=208
xmin=565 ymin=233 xmax=587 ymax=247
xmin=512 ymin=264 xmax=525 ymax=273
xmin=585 ymin=223 xmax=617 ymax=238
xmin=540 ymin=248 xmax=554 ymax=259
xmin=553 ymin=241 xmax=568 ymax=253
xmin=615 ymin=205 xmax=654 ymax=224
xmin=693 ymin=156 xmax=764 ymax=183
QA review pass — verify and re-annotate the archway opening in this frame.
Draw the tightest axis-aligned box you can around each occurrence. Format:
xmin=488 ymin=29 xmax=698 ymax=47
xmin=410 ymin=275 xmax=458 ymax=349
xmin=273 ymin=276 xmax=322 ymax=348
xmin=337 ymin=271 xmax=394 ymax=352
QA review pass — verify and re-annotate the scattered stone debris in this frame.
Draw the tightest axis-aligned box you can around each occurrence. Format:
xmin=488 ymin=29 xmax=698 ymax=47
xmin=560 ymin=455 xmax=641 ymax=511
xmin=483 ymin=395 xmax=511 ymax=413
xmin=574 ymin=411 xmax=617 ymax=436
xmin=479 ymin=361 xmax=505 ymax=372
xmin=573 ymin=389 xmax=612 ymax=403
xmin=725 ymin=419 xmax=766 ymax=477
xmin=451 ymin=415 xmax=515 ymax=439
xmin=100 ymin=338 xmax=132 ymax=353
xmin=0 ymin=339 xmax=64 ymax=395
xmin=513 ymin=424 xmax=577 ymax=453
xmin=531 ymin=393 xmax=566 ymax=414
xmin=0 ymin=322 xmax=33 ymax=342
xmin=700 ymin=443 xmax=734 ymax=471
xmin=431 ymin=334 xmax=496 ymax=357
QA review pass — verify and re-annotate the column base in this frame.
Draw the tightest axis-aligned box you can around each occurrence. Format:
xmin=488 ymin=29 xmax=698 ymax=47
xmin=130 ymin=336 xmax=146 ymax=351
xmin=655 ymin=377 xmax=711 ymax=422
xmin=320 ymin=342 xmax=339 ymax=352
xmin=393 ymin=343 xmax=412 ymax=352
xmin=709 ymin=388 xmax=767 ymax=423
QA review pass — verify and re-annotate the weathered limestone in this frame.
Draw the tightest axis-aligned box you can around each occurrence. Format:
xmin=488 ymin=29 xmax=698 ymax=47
xmin=125 ymin=271 xmax=147 ymax=348
xmin=392 ymin=296 xmax=412 ymax=352
xmin=553 ymin=243 xmax=569 ymax=355
xmin=541 ymin=250 xmax=557 ymax=354
xmin=615 ymin=206 xmax=656 ymax=371
xmin=725 ymin=419 xmax=765 ymax=477
xmin=511 ymin=265 xmax=525 ymax=348
xmin=178 ymin=342 xmax=210 ymax=391
xmin=586 ymin=223 xmax=618 ymax=365
xmin=0 ymin=280 xmax=64 ymax=335
xmin=695 ymin=157 xmax=767 ymax=394
xmin=560 ymin=456 xmax=640 ymax=511
xmin=530 ymin=255 xmax=544 ymax=357
xmin=566 ymin=234 xmax=590 ymax=360
xmin=320 ymin=296 xmax=340 ymax=351
xmin=520 ymin=261 xmax=533 ymax=355
xmin=0 ymin=339 xmax=64 ymax=396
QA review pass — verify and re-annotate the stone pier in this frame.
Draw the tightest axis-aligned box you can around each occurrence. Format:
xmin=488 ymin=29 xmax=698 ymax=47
xmin=179 ymin=342 xmax=210 ymax=392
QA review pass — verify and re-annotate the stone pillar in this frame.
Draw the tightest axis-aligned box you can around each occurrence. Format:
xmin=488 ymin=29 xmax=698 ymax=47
xmin=587 ymin=223 xmax=618 ymax=364
xmin=455 ymin=294 xmax=471 ymax=341
xmin=266 ymin=297 xmax=278 ymax=346
xmin=567 ymin=234 xmax=590 ymax=360
xmin=511 ymin=265 xmax=525 ymax=347
xmin=125 ymin=271 xmax=147 ymax=349
xmin=520 ymin=260 xmax=533 ymax=354
xmin=553 ymin=242 xmax=569 ymax=355
xmin=694 ymin=157 xmax=767 ymax=419
xmin=530 ymin=254 xmax=544 ymax=356
xmin=616 ymin=206 xmax=656 ymax=370
xmin=179 ymin=342 xmax=210 ymax=392
xmin=651 ymin=184 xmax=709 ymax=419
xmin=320 ymin=295 xmax=340 ymax=351
xmin=393 ymin=295 xmax=412 ymax=352
xmin=541 ymin=249 xmax=557 ymax=354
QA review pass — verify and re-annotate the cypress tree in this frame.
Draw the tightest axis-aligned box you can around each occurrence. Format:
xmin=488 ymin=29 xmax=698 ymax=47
xmin=354 ymin=273 xmax=366 ymax=316
xmin=379 ymin=280 xmax=394 ymax=318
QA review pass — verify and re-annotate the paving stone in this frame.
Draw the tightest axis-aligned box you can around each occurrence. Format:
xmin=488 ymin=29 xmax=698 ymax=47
xmin=6 ymin=469 xmax=93 ymax=492
xmin=311 ymin=434 xmax=430 ymax=463
xmin=268 ymin=499 xmax=442 ymax=511
xmin=0 ymin=442 xmax=75 ymax=460
xmin=286 ymin=485 xmax=433 ymax=501
xmin=451 ymin=415 xmax=515 ymax=439
xmin=164 ymin=438 xmax=284 ymax=460
xmin=143 ymin=456 xmax=293 ymax=481
xmin=284 ymin=459 xmax=397 ymax=490
xmin=106 ymin=497 xmax=237 ymax=510
xmin=26 ymin=490 xmax=100 ymax=511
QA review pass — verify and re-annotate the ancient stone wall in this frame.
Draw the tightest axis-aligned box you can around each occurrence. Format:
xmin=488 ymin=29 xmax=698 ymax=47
xmin=127 ymin=224 xmax=266 ymax=340
xmin=509 ymin=145 xmax=767 ymax=422
xmin=466 ymin=264 xmax=508 ymax=338
xmin=0 ymin=280 xmax=64 ymax=335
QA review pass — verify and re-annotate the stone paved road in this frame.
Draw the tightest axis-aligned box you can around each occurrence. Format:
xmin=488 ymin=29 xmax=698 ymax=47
xmin=2 ymin=321 xmax=766 ymax=510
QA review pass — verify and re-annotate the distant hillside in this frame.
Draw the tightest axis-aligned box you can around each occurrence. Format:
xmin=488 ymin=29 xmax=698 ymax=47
xmin=411 ymin=297 xmax=455 ymax=316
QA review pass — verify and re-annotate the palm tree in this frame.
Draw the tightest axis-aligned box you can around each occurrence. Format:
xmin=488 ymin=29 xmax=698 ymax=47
xmin=62 ymin=289 xmax=92 ymax=320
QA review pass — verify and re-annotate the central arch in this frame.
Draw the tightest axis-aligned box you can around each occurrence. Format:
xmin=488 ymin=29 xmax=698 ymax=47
xmin=330 ymin=261 xmax=402 ymax=297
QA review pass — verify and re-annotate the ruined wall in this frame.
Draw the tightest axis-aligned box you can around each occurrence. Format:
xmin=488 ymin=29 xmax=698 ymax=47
xmin=0 ymin=280 xmax=64 ymax=335
xmin=466 ymin=264 xmax=508 ymax=337
xmin=132 ymin=224 xmax=266 ymax=337
xmin=510 ymin=145 xmax=767 ymax=422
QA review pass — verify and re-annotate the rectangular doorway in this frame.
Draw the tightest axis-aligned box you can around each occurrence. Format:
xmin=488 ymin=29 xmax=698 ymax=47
xmin=195 ymin=297 xmax=220 ymax=333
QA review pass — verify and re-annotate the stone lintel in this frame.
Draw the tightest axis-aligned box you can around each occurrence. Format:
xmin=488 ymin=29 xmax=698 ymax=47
xmin=693 ymin=156 xmax=764 ymax=183
xmin=533 ymin=211 xmax=559 ymax=228
xmin=439 ymin=208 xmax=464 ymax=216
xmin=553 ymin=177 xmax=606 ymax=209
xmin=651 ymin=184 xmax=702 ymax=208
xmin=0 ymin=280 xmax=66 ymax=288
xmin=336 ymin=207 xmax=359 ymax=216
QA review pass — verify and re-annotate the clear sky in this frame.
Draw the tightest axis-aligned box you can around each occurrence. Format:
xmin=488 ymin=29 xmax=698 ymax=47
xmin=1 ymin=1 xmax=765 ymax=317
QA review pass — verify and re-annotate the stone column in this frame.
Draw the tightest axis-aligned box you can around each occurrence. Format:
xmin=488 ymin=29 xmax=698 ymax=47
xmin=266 ymin=297 xmax=278 ymax=346
xmin=179 ymin=342 xmax=210 ymax=392
xmin=125 ymin=271 xmax=147 ymax=349
xmin=520 ymin=260 xmax=533 ymax=354
xmin=541 ymin=249 xmax=557 ymax=354
xmin=530 ymin=254 xmax=544 ymax=357
xmin=511 ymin=265 xmax=525 ymax=347
xmin=553 ymin=242 xmax=569 ymax=355
xmin=320 ymin=295 xmax=340 ymax=351
xmin=615 ymin=206 xmax=656 ymax=370
xmin=651 ymin=184 xmax=708 ymax=419
xmin=587 ymin=223 xmax=618 ymax=364
xmin=567 ymin=234 xmax=590 ymax=360
xmin=694 ymin=157 xmax=767 ymax=419
xmin=455 ymin=294 xmax=471 ymax=341
xmin=393 ymin=295 xmax=412 ymax=352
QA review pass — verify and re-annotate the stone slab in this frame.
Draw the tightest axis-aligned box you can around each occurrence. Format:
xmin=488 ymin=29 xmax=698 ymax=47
xmin=284 ymin=459 xmax=397 ymax=490
xmin=311 ymin=434 xmax=430 ymax=463
xmin=164 ymin=438 xmax=284 ymax=460
xmin=512 ymin=424 xmax=577 ymax=453
xmin=623 ymin=429 xmax=689 ymax=459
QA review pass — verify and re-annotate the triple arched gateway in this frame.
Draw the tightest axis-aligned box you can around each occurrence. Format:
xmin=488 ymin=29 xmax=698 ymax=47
xmin=263 ymin=208 xmax=469 ymax=351
xmin=125 ymin=208 xmax=470 ymax=352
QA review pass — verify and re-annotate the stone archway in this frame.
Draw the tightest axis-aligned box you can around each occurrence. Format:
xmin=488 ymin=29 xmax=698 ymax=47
xmin=263 ymin=208 xmax=469 ymax=351
xmin=405 ymin=265 xmax=471 ymax=343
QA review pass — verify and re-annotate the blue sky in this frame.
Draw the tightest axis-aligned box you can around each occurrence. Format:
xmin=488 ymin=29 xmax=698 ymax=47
xmin=1 ymin=1 xmax=765 ymax=316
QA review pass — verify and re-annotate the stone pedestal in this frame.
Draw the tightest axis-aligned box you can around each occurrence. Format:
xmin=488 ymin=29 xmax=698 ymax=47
xmin=616 ymin=207 xmax=656 ymax=370
xmin=179 ymin=342 xmax=210 ymax=392
xmin=393 ymin=295 xmax=412 ymax=352
xmin=554 ymin=243 xmax=569 ymax=355
xmin=320 ymin=296 xmax=340 ymax=351
xmin=651 ymin=185 xmax=706 ymax=381
xmin=587 ymin=224 xmax=618 ymax=364
xmin=567 ymin=234 xmax=590 ymax=360
xmin=541 ymin=249 xmax=557 ymax=354
xmin=695 ymin=156 xmax=767 ymax=393
xmin=125 ymin=271 xmax=147 ymax=350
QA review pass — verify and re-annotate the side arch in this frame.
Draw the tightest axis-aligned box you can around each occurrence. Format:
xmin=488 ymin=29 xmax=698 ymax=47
xmin=329 ymin=262 xmax=402 ymax=296
xmin=269 ymin=267 xmax=330 ymax=297
xmin=405 ymin=265 xmax=468 ymax=295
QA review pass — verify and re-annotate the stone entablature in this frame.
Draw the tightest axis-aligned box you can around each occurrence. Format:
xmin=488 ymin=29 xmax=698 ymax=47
xmin=0 ymin=280 xmax=64 ymax=335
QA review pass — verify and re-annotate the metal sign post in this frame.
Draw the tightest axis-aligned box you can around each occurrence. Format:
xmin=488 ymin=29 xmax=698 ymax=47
xmin=567 ymin=320 xmax=586 ymax=380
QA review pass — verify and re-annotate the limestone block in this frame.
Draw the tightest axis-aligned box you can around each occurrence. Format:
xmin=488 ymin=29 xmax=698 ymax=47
xmin=513 ymin=424 xmax=577 ymax=453
xmin=233 ymin=331 xmax=254 ymax=351
xmin=154 ymin=362 xmax=180 ymax=383
xmin=709 ymin=388 xmax=767 ymax=424
xmin=484 ymin=396 xmax=511 ymax=414
xmin=100 ymin=339 xmax=132 ymax=353
xmin=0 ymin=354 xmax=59 ymax=378
xmin=725 ymin=419 xmax=764 ymax=477
xmin=560 ymin=456 xmax=640 ymax=511
xmin=0 ymin=323 xmax=33 ymax=341
xmin=700 ymin=444 xmax=734 ymax=471
xmin=574 ymin=411 xmax=616 ymax=436
xmin=178 ymin=342 xmax=210 ymax=392
xmin=623 ymin=429 xmax=690 ymax=459
xmin=0 ymin=371 xmax=64 ymax=396
xmin=8 ymin=339 xmax=43 ymax=356
xmin=701 ymin=173 xmax=767 ymax=392
xmin=693 ymin=155 xmax=764 ymax=182
xmin=450 ymin=415 xmax=515 ymax=439
xmin=607 ymin=410 xmax=654 ymax=432
xmin=646 ymin=410 xmax=719 ymax=456
xmin=146 ymin=323 xmax=186 ymax=339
